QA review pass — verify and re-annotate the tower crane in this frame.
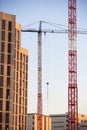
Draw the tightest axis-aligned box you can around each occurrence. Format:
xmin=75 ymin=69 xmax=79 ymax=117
xmin=22 ymin=21 xmax=87 ymax=130
xmin=68 ymin=0 xmax=77 ymax=129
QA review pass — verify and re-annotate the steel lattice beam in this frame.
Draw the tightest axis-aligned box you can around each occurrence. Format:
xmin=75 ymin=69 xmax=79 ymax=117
xmin=68 ymin=0 xmax=78 ymax=130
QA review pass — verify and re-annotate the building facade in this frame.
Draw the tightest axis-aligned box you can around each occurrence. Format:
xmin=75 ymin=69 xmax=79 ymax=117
xmin=50 ymin=113 xmax=87 ymax=130
xmin=28 ymin=113 xmax=51 ymax=130
xmin=78 ymin=114 xmax=87 ymax=130
xmin=50 ymin=113 xmax=68 ymax=130
xmin=0 ymin=12 xmax=28 ymax=130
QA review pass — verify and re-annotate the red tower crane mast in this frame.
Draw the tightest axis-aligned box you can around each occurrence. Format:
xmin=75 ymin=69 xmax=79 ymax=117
xmin=68 ymin=0 xmax=78 ymax=130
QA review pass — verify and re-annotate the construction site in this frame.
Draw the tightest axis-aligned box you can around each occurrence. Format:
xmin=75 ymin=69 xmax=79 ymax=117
xmin=0 ymin=0 xmax=87 ymax=130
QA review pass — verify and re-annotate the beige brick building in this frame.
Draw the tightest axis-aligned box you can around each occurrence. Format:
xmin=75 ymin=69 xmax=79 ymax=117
xmin=0 ymin=12 xmax=28 ymax=130
xmin=78 ymin=114 xmax=87 ymax=130
xmin=28 ymin=113 xmax=51 ymax=130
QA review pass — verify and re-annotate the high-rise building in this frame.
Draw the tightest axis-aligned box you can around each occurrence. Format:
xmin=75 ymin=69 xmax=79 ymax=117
xmin=0 ymin=12 xmax=28 ymax=130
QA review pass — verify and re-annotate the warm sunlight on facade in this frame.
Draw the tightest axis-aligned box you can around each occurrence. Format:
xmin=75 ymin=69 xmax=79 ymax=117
xmin=28 ymin=113 xmax=51 ymax=130
xmin=0 ymin=12 xmax=28 ymax=130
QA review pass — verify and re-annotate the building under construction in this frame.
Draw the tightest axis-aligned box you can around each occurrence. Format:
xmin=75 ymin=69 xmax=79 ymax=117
xmin=0 ymin=12 xmax=28 ymax=130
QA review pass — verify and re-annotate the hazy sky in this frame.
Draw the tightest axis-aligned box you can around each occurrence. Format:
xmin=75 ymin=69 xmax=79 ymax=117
xmin=1 ymin=0 xmax=87 ymax=115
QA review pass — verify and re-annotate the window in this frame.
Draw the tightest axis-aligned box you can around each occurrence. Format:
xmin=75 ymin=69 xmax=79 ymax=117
xmin=8 ymin=32 xmax=12 ymax=42
xmin=2 ymin=31 xmax=5 ymax=41
xmin=15 ymin=29 xmax=16 ymax=38
xmin=15 ymin=116 xmax=17 ymax=125
xmin=20 ymin=62 xmax=22 ymax=69
xmin=0 ymin=88 xmax=3 ymax=98
xmin=6 ymin=101 xmax=9 ymax=111
xmin=20 ymin=71 xmax=22 ymax=78
xmin=26 ymin=64 xmax=28 ymax=71
xmin=19 ymin=97 xmax=21 ymax=104
xmin=17 ymin=62 xmax=19 ymax=70
xmin=14 ymin=49 xmax=16 ymax=58
xmin=6 ymin=89 xmax=10 ymax=99
xmin=7 ymin=55 xmax=11 ymax=64
xmin=14 ymin=60 xmax=16 ymax=69
xmin=8 ymin=43 xmax=11 ymax=53
xmin=0 ymin=65 xmax=4 ymax=75
xmin=7 ymin=77 xmax=10 ymax=87
xmin=0 ymin=54 xmax=4 ymax=63
xmin=25 ymin=99 xmax=27 ymax=106
xmin=8 ymin=21 xmax=12 ymax=31
xmin=18 ymin=30 xmax=20 ymax=39
xmin=17 ymin=51 xmax=19 ymax=60
xmin=16 ymin=72 xmax=18 ymax=81
xmin=26 ymin=73 xmax=28 ymax=80
xmin=20 ymin=53 xmax=22 ymax=60
xmin=7 ymin=66 xmax=11 ymax=76
xmin=14 ymin=73 xmax=16 ymax=82
xmin=0 ymin=101 xmax=2 ymax=110
xmin=16 ymin=83 xmax=18 ymax=92
xmin=16 ymin=105 xmax=17 ymax=114
xmin=0 ymin=42 xmax=5 ymax=52
xmin=5 ymin=113 xmax=9 ymax=123
xmin=0 ymin=113 xmax=2 ymax=123
xmin=26 ymin=56 xmax=28 ymax=63
xmin=0 ymin=125 xmax=2 ymax=129
xmin=32 ymin=127 xmax=34 ymax=130
xmin=0 ymin=76 xmax=3 ymax=86
xmin=66 ymin=124 xmax=68 ymax=127
xmin=5 ymin=125 xmax=9 ymax=130
xmin=26 ymin=81 xmax=27 ymax=87
xmin=2 ymin=20 xmax=5 ymax=30
xmin=20 ymin=79 xmax=22 ymax=86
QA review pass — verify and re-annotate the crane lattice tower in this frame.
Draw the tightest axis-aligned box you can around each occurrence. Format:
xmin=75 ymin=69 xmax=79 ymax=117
xmin=68 ymin=0 xmax=78 ymax=130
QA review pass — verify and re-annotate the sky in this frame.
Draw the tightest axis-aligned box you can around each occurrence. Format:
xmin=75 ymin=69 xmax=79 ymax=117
xmin=1 ymin=0 xmax=87 ymax=115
